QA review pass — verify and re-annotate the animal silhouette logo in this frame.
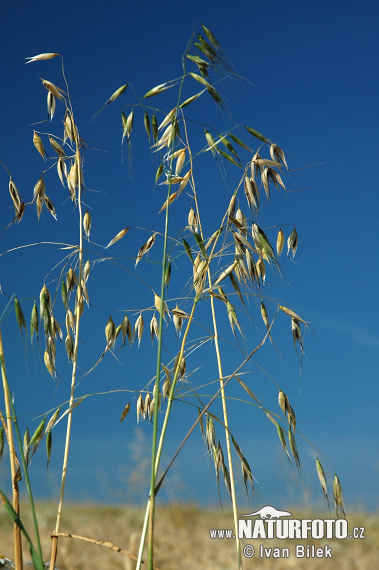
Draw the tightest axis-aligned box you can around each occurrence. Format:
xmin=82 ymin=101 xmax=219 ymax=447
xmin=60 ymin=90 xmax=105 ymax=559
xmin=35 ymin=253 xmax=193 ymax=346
xmin=242 ymin=505 xmax=292 ymax=519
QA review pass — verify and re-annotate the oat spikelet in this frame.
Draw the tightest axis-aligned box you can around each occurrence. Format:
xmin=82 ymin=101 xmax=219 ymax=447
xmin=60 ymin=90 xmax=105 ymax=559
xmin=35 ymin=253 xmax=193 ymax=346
xmin=256 ymin=257 xmax=266 ymax=283
xmin=134 ymin=313 xmax=144 ymax=347
xmin=14 ymin=297 xmax=27 ymax=336
xmin=136 ymin=394 xmax=145 ymax=422
xmin=105 ymin=316 xmax=116 ymax=349
xmin=333 ymin=475 xmax=345 ymax=518
xmin=188 ymin=207 xmax=198 ymax=233
xmin=177 ymin=169 xmax=191 ymax=196
xmin=83 ymin=260 xmax=91 ymax=283
xmin=121 ymin=315 xmax=133 ymax=345
xmin=30 ymin=301 xmax=39 ymax=344
xmin=291 ymin=318 xmax=303 ymax=352
xmin=154 ymin=292 xmax=170 ymax=320
xmin=270 ymin=143 xmax=288 ymax=170
xmin=288 ymin=428 xmax=300 ymax=470
xmin=9 ymin=177 xmax=21 ymax=215
xmin=33 ymin=131 xmax=47 ymax=161
xmin=287 ymin=227 xmax=298 ymax=257
xmin=260 ymin=301 xmax=273 ymax=342
xmin=65 ymin=334 xmax=74 ymax=362
xmin=66 ymin=268 xmax=78 ymax=293
xmin=106 ymin=227 xmax=131 ymax=248
xmin=91 ymin=84 xmax=128 ymax=122
xmin=277 ymin=228 xmax=284 ymax=256
xmin=47 ymin=91 xmax=55 ymax=121
xmin=33 ymin=175 xmax=45 ymax=202
xmin=316 ymin=458 xmax=330 ymax=511
xmin=83 ymin=210 xmax=92 ymax=239
xmin=49 ymin=136 xmax=65 ymax=157
xmin=57 ymin=157 xmax=67 ymax=187
xmin=279 ymin=305 xmax=308 ymax=324
xmin=135 ymin=233 xmax=156 ymax=267
xmin=65 ymin=308 xmax=75 ymax=334
xmin=150 ymin=313 xmax=159 ymax=345
xmin=172 ymin=305 xmax=188 ymax=337
xmin=44 ymin=348 xmax=55 ymax=379
xmin=276 ymin=423 xmax=291 ymax=462
xmin=44 ymin=195 xmax=57 ymax=220
xmin=175 ymin=148 xmax=186 ymax=176
xmin=120 ymin=403 xmax=130 ymax=423
xmin=25 ymin=53 xmax=59 ymax=64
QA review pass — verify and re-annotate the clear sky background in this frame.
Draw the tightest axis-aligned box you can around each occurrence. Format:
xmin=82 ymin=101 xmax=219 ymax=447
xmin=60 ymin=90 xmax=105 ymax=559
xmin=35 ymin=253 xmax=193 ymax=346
xmin=0 ymin=0 xmax=378 ymax=516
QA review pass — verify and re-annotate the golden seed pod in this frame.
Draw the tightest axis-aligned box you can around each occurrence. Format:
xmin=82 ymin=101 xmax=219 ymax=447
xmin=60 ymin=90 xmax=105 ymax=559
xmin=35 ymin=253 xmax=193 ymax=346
xmin=33 ymin=131 xmax=47 ymax=161
xmin=47 ymin=91 xmax=55 ymax=122
xmin=44 ymin=349 xmax=55 ymax=379
xmin=150 ymin=313 xmax=159 ymax=346
xmin=44 ymin=195 xmax=57 ymax=220
xmin=278 ymin=390 xmax=287 ymax=416
xmin=33 ymin=175 xmax=45 ymax=201
xmin=291 ymin=317 xmax=303 ymax=350
xmin=120 ymin=403 xmax=130 ymax=423
xmin=316 ymin=458 xmax=328 ymax=498
xmin=256 ymin=257 xmax=266 ymax=283
xmin=65 ymin=308 xmax=75 ymax=334
xmin=175 ymin=148 xmax=186 ymax=177
xmin=137 ymin=393 xmax=145 ymax=422
xmin=188 ymin=207 xmax=198 ymax=232
xmin=134 ymin=313 xmax=144 ymax=347
xmin=83 ymin=210 xmax=91 ymax=239
xmin=46 ymin=407 xmax=61 ymax=432
xmin=154 ymin=292 xmax=170 ymax=320
xmin=30 ymin=301 xmax=39 ymax=344
xmin=333 ymin=475 xmax=345 ymax=517
xmin=67 ymin=268 xmax=78 ymax=292
xmin=121 ymin=314 xmax=133 ymax=345
xmin=173 ymin=313 xmax=183 ymax=337
xmin=65 ymin=334 xmax=74 ymax=362
xmin=287 ymin=227 xmax=298 ymax=257
xmin=277 ymin=228 xmax=284 ymax=256
xmin=61 ymin=280 xmax=68 ymax=310
xmin=49 ymin=135 xmax=65 ymax=157
xmin=83 ymin=260 xmax=91 ymax=283
xmin=57 ymin=157 xmax=67 ymax=187
xmin=40 ymin=285 xmax=51 ymax=314
xmin=105 ymin=316 xmax=116 ymax=348
xmin=144 ymin=393 xmax=152 ymax=420
xmin=51 ymin=316 xmax=63 ymax=342
xmin=74 ymin=297 xmax=84 ymax=320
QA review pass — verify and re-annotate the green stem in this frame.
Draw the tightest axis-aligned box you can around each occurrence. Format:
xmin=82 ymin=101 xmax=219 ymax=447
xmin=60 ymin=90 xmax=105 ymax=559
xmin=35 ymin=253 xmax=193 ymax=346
xmin=0 ymin=328 xmax=43 ymax=565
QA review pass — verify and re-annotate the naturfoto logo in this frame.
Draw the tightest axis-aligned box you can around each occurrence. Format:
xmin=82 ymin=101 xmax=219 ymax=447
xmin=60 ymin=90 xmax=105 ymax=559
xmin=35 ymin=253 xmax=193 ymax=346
xmin=239 ymin=505 xmax=347 ymax=540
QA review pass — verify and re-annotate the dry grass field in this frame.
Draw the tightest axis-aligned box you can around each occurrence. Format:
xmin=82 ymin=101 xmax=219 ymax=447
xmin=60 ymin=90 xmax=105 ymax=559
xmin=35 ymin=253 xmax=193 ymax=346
xmin=0 ymin=503 xmax=378 ymax=569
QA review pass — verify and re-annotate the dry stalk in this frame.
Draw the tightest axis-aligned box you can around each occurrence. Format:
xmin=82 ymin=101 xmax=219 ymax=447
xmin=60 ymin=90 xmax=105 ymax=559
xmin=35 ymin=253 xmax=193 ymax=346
xmin=50 ymin=142 xmax=84 ymax=569
xmin=51 ymin=532 xmax=160 ymax=569
xmin=186 ymin=132 xmax=242 ymax=569
xmin=0 ymin=328 xmax=23 ymax=570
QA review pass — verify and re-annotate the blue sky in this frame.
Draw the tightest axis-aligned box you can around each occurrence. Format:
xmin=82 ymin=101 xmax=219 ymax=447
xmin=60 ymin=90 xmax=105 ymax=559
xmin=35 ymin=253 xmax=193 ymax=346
xmin=0 ymin=0 xmax=378 ymax=518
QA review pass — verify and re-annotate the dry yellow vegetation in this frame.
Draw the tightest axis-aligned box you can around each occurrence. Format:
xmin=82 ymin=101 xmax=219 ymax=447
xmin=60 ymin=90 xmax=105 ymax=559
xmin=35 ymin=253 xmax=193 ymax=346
xmin=0 ymin=503 xmax=378 ymax=569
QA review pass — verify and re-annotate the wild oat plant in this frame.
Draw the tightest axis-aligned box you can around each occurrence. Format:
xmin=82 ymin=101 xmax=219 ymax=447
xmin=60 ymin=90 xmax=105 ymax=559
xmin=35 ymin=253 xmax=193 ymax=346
xmin=0 ymin=25 xmax=344 ymax=570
